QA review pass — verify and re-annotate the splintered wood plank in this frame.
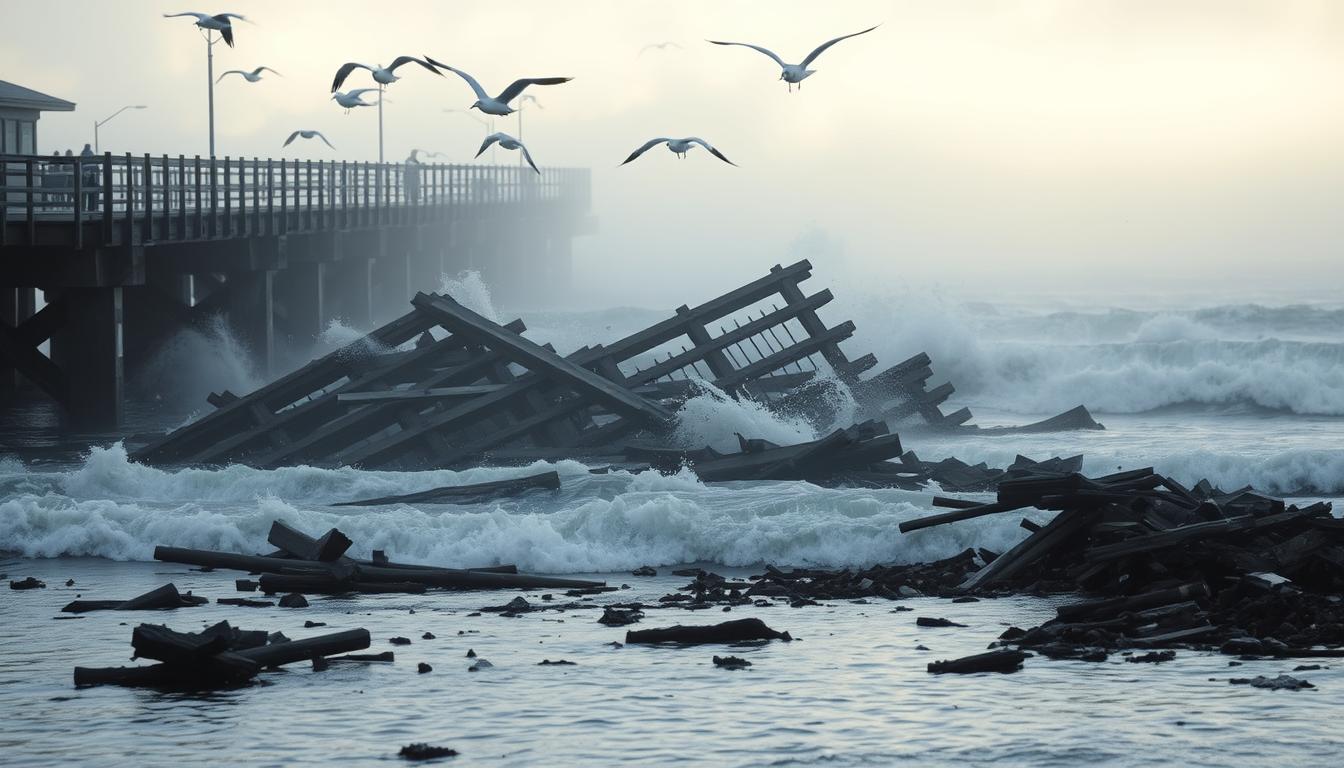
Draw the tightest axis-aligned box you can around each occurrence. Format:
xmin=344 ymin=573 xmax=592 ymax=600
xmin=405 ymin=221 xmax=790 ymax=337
xmin=412 ymin=292 xmax=673 ymax=426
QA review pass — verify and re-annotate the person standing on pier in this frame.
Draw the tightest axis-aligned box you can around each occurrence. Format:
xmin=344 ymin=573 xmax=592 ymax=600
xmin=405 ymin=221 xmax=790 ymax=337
xmin=403 ymin=149 xmax=421 ymax=204
xmin=79 ymin=143 xmax=99 ymax=211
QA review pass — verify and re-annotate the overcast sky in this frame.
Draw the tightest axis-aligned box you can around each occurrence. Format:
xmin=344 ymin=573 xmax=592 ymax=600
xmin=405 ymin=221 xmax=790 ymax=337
xmin=5 ymin=1 xmax=1342 ymax=307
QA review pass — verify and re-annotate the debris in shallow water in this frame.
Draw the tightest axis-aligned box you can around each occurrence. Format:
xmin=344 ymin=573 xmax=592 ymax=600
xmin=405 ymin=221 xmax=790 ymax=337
xmin=1229 ymin=674 xmax=1314 ymax=690
xmin=218 ymin=598 xmax=275 ymax=608
xmin=1126 ymin=651 xmax=1176 ymax=664
xmin=538 ymin=659 xmax=575 ymax=666
xmin=278 ymin=593 xmax=309 ymax=608
xmin=61 ymin=583 xmax=208 ymax=613
xmin=1293 ymin=664 xmax=1322 ymax=672
xmin=713 ymin=655 xmax=752 ymax=669
xmin=928 ymin=650 xmax=1029 ymax=674
xmin=10 ymin=577 xmax=45 ymax=590
xmin=631 ymin=566 xmax=657 ymax=577
xmin=65 ymin=579 xmax=74 ymax=586
xmin=417 ymin=662 xmax=432 ymax=674
xmin=390 ymin=637 xmax=411 ymax=646
xmin=236 ymin=579 xmax=258 ymax=592
xmin=422 ymin=632 xmax=436 ymax=640
xmin=329 ymin=652 xmax=394 ymax=663
xmin=466 ymin=649 xmax=476 ymax=658
xmin=468 ymin=658 xmax=493 ymax=671
xmin=305 ymin=621 xmax=326 ymax=628
xmin=398 ymin=743 xmax=458 ymax=761
xmin=626 ymin=618 xmax=791 ymax=645
xmin=916 ymin=617 xmax=966 ymax=628
xmin=598 ymin=607 xmax=644 ymax=626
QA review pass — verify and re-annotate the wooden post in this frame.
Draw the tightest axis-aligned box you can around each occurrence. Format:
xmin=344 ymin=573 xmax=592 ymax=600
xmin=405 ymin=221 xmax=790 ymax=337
xmin=72 ymin=155 xmax=83 ymax=250
xmin=123 ymin=153 xmax=135 ymax=246
xmin=102 ymin=152 xmax=114 ymax=245
xmin=265 ymin=159 xmax=273 ymax=236
xmin=252 ymin=157 xmax=260 ymax=235
xmin=141 ymin=154 xmax=153 ymax=243
xmin=279 ymin=160 xmax=288 ymax=235
xmin=24 ymin=158 xmax=34 ymax=245
xmin=193 ymin=155 xmax=202 ymax=239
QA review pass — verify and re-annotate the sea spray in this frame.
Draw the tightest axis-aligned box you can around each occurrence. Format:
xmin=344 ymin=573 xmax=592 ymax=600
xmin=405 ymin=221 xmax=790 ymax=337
xmin=439 ymin=270 xmax=500 ymax=322
xmin=671 ymin=381 xmax=816 ymax=452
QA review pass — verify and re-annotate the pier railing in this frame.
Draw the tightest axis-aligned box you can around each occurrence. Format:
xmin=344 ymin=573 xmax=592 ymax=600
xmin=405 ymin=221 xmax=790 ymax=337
xmin=0 ymin=153 xmax=591 ymax=248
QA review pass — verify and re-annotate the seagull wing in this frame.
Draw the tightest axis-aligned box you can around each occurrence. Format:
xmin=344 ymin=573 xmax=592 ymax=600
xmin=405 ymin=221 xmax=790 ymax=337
xmin=348 ymin=88 xmax=380 ymax=103
xmin=332 ymin=62 xmax=373 ymax=93
xmin=256 ymin=66 xmax=282 ymax=77
xmin=519 ymin=144 xmax=541 ymax=175
xmin=218 ymin=23 xmax=234 ymax=47
xmin=495 ymin=78 xmax=573 ymax=105
xmin=164 ymin=11 xmax=211 ymax=22
xmin=621 ymin=138 xmax=671 ymax=165
xmin=706 ymin=40 xmax=786 ymax=68
xmin=216 ymin=70 xmax=243 ymax=83
xmin=213 ymin=13 xmax=247 ymax=21
xmin=283 ymin=131 xmax=301 ymax=147
xmin=428 ymin=62 xmax=490 ymax=100
xmin=800 ymin=24 xmax=880 ymax=68
xmin=388 ymin=56 xmax=442 ymax=76
xmin=314 ymin=131 xmax=335 ymax=150
xmin=475 ymin=133 xmax=504 ymax=158
xmin=686 ymin=137 xmax=736 ymax=166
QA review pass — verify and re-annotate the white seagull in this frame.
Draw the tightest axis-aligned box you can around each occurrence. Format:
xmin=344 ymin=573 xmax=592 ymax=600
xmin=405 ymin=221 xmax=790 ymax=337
xmin=707 ymin=24 xmax=879 ymax=91
xmin=283 ymin=130 xmax=335 ymax=150
xmin=426 ymin=58 xmax=572 ymax=117
xmin=621 ymin=138 xmax=736 ymax=166
xmin=163 ymin=11 xmax=247 ymax=47
xmin=330 ymin=57 xmax=442 ymax=92
xmin=331 ymin=88 xmax=380 ymax=112
xmin=639 ymin=42 xmax=683 ymax=56
xmin=217 ymin=66 xmax=281 ymax=84
xmin=476 ymin=132 xmax=540 ymax=174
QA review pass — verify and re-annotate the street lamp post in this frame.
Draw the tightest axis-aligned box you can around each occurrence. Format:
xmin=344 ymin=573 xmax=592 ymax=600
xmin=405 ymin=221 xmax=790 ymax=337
xmin=94 ymin=105 xmax=147 ymax=153
xmin=205 ymin=29 xmax=218 ymax=157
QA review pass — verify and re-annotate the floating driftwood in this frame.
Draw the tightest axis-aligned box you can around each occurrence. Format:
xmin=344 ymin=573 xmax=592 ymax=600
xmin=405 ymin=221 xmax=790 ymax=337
xmin=62 ymin=583 xmax=208 ymax=613
xmin=154 ymin=521 xmax=603 ymax=592
xmin=625 ymin=618 xmax=792 ymax=645
xmin=74 ymin=621 xmax=370 ymax=689
xmin=334 ymin=470 xmax=561 ymax=507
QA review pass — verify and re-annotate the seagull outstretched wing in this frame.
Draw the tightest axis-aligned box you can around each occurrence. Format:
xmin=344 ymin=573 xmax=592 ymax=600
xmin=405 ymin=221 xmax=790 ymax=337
xmin=519 ymin=144 xmax=540 ymax=175
xmin=706 ymin=39 xmax=786 ymax=68
xmin=621 ymin=138 xmax=671 ymax=165
xmin=283 ymin=130 xmax=302 ymax=147
xmin=388 ymin=56 xmax=442 ymax=76
xmin=427 ymin=60 xmax=490 ymax=100
xmin=163 ymin=11 xmax=211 ymax=22
xmin=332 ymin=62 xmax=374 ymax=93
xmin=216 ymin=70 xmax=244 ymax=83
xmin=254 ymin=66 xmax=281 ymax=77
xmin=475 ymin=133 xmax=506 ymax=158
xmin=495 ymin=77 xmax=572 ymax=105
xmin=800 ymin=25 xmax=880 ymax=68
xmin=312 ymin=131 xmax=335 ymax=150
xmin=686 ymin=138 xmax=736 ymax=166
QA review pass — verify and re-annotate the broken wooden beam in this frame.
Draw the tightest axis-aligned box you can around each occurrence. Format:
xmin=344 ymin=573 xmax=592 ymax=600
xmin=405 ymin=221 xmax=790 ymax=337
xmin=332 ymin=470 xmax=561 ymax=507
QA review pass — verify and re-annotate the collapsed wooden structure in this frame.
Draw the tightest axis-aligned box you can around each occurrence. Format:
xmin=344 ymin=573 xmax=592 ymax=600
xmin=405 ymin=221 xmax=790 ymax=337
xmin=131 ymin=260 xmax=981 ymax=471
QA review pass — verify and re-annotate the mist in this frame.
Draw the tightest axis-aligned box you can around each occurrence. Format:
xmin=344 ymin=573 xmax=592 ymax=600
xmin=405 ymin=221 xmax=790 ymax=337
xmin=5 ymin=0 xmax=1342 ymax=311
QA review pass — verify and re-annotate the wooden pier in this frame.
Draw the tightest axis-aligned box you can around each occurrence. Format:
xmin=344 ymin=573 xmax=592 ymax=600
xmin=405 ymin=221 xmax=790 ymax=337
xmin=0 ymin=152 xmax=593 ymax=427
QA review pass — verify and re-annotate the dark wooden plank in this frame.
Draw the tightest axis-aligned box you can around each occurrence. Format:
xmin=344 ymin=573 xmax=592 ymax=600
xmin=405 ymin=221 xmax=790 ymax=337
xmin=333 ymin=471 xmax=561 ymax=507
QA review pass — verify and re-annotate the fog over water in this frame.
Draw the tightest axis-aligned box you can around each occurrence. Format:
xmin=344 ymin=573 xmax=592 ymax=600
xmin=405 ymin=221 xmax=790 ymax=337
xmin=3 ymin=0 xmax=1342 ymax=307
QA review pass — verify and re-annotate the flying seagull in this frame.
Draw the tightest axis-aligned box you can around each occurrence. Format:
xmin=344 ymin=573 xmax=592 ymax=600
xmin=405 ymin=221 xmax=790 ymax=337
xmin=707 ymin=24 xmax=879 ymax=91
xmin=621 ymin=138 xmax=736 ymax=166
xmin=639 ymin=42 xmax=683 ymax=56
xmin=409 ymin=149 xmax=448 ymax=162
xmin=217 ymin=66 xmax=281 ymax=84
xmin=331 ymin=88 xmax=380 ymax=112
xmin=163 ymin=11 xmax=247 ymax=47
xmin=330 ymin=57 xmax=442 ymax=92
xmin=283 ymin=130 xmax=335 ymax=150
xmin=477 ymin=132 xmax=540 ymax=174
xmin=426 ymin=58 xmax=572 ymax=116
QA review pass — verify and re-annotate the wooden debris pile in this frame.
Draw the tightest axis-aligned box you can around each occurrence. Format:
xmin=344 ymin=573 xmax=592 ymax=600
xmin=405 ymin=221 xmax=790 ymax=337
xmin=155 ymin=520 xmax=605 ymax=593
xmin=74 ymin=620 xmax=371 ymax=689
xmin=130 ymin=260 xmax=1096 ymax=476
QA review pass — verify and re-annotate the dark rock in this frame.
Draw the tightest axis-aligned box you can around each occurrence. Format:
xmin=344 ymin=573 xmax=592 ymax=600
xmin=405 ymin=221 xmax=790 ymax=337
xmin=468 ymin=658 xmax=493 ymax=671
xmin=928 ymin=649 xmax=1029 ymax=674
xmin=1127 ymin=651 xmax=1176 ymax=664
xmin=10 ymin=577 xmax=45 ymax=590
xmin=1229 ymin=674 xmax=1314 ymax=690
xmin=422 ymin=632 xmax=436 ymax=640
xmin=235 ymin=579 xmax=259 ymax=592
xmin=398 ymin=743 xmax=458 ymax=761
xmin=278 ymin=593 xmax=309 ymax=608
xmin=538 ymin=659 xmax=576 ymax=665
xmin=626 ymin=618 xmax=791 ymax=645
xmin=713 ymin=655 xmax=752 ymax=669
xmin=631 ymin=566 xmax=657 ymax=577
xmin=466 ymin=649 xmax=476 ymax=658
xmin=916 ymin=617 xmax=966 ymax=628
xmin=65 ymin=579 xmax=75 ymax=586
xmin=417 ymin=662 xmax=432 ymax=674
xmin=1293 ymin=664 xmax=1322 ymax=672
xmin=598 ymin=607 xmax=644 ymax=626
xmin=390 ymin=637 xmax=412 ymax=646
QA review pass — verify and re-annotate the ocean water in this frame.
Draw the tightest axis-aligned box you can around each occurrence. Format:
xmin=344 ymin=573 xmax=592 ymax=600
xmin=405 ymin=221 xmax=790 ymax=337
xmin=2 ymin=281 xmax=1343 ymax=765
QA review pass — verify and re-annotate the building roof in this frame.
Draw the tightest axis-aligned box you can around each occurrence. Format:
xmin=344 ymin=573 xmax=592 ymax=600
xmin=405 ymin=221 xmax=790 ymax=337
xmin=0 ymin=80 xmax=76 ymax=112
